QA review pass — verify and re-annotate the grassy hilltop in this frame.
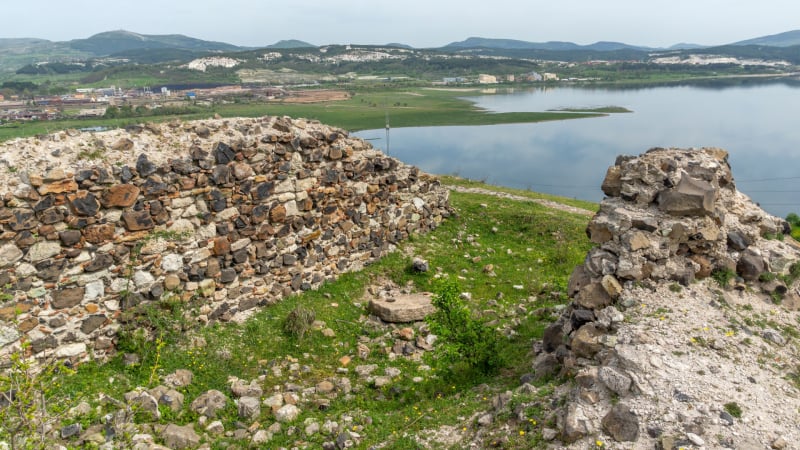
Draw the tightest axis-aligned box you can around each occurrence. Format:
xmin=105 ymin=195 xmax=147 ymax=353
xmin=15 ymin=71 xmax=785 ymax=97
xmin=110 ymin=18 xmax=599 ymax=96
xmin=1 ymin=180 xmax=596 ymax=449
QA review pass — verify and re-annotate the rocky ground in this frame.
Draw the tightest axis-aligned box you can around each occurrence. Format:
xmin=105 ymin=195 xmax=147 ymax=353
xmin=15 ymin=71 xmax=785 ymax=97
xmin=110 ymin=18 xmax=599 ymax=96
xmin=557 ymin=280 xmax=800 ymax=450
xmin=0 ymin=115 xmax=347 ymax=187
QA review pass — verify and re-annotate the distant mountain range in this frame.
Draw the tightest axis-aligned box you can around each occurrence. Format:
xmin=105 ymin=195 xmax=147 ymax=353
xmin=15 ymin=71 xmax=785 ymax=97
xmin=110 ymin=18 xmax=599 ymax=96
xmin=731 ymin=29 xmax=800 ymax=47
xmin=441 ymin=37 xmax=653 ymax=52
xmin=266 ymin=39 xmax=316 ymax=49
xmin=440 ymin=30 xmax=800 ymax=52
xmin=68 ymin=30 xmax=244 ymax=54
xmin=1 ymin=29 xmax=799 ymax=72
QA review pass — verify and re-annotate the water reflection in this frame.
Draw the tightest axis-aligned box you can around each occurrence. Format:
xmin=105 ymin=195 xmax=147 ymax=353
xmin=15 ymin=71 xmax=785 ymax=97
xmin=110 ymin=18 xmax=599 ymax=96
xmin=355 ymin=81 xmax=800 ymax=217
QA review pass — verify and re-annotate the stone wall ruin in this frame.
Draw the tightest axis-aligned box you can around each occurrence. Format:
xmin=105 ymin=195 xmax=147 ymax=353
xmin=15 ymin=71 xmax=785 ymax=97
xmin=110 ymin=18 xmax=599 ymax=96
xmin=0 ymin=116 xmax=450 ymax=363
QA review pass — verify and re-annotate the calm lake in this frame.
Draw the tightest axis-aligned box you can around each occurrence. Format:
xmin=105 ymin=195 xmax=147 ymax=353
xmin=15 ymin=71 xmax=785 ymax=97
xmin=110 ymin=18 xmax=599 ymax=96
xmin=355 ymin=79 xmax=800 ymax=218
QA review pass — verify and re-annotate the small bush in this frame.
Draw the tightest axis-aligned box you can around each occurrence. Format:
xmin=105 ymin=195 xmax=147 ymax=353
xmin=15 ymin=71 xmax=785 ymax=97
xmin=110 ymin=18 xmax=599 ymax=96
xmin=758 ymin=272 xmax=777 ymax=282
xmin=283 ymin=306 xmax=316 ymax=340
xmin=723 ymin=401 xmax=742 ymax=418
xmin=425 ymin=280 xmax=505 ymax=376
xmin=783 ymin=262 xmax=800 ymax=285
xmin=0 ymin=344 xmax=75 ymax=449
xmin=711 ymin=268 xmax=736 ymax=287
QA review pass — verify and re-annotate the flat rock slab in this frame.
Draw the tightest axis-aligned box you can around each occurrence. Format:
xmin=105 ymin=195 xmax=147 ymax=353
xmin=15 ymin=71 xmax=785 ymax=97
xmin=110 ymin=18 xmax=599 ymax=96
xmin=369 ymin=293 xmax=436 ymax=322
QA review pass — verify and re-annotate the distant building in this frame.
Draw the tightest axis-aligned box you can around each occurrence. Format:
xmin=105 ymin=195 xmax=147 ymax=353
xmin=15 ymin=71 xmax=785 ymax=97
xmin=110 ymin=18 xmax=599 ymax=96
xmin=0 ymin=94 xmax=4 ymax=101
xmin=543 ymin=72 xmax=559 ymax=81
xmin=442 ymin=77 xmax=466 ymax=84
xmin=506 ymin=74 xmax=515 ymax=82
xmin=478 ymin=74 xmax=498 ymax=84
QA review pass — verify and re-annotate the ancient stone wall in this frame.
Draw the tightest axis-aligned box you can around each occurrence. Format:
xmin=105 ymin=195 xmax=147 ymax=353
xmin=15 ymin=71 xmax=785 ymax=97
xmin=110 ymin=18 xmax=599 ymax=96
xmin=0 ymin=116 xmax=450 ymax=363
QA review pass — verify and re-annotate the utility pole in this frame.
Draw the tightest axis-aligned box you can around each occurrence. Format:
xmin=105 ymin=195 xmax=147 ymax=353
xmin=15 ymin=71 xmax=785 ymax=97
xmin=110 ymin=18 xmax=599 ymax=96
xmin=385 ymin=110 xmax=390 ymax=155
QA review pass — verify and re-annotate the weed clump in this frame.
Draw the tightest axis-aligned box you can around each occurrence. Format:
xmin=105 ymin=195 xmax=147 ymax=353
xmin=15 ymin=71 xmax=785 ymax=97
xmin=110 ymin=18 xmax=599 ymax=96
xmin=723 ymin=401 xmax=743 ymax=418
xmin=283 ymin=306 xmax=316 ymax=340
xmin=425 ymin=280 xmax=505 ymax=377
xmin=711 ymin=268 xmax=736 ymax=287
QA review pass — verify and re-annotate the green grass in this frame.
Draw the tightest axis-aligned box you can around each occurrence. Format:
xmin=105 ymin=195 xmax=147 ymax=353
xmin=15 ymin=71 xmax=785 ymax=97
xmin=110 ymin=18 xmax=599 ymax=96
xmin=0 ymin=87 xmax=603 ymax=142
xmin=35 ymin=187 xmax=592 ymax=449
xmin=547 ymin=106 xmax=632 ymax=113
xmin=439 ymin=175 xmax=597 ymax=212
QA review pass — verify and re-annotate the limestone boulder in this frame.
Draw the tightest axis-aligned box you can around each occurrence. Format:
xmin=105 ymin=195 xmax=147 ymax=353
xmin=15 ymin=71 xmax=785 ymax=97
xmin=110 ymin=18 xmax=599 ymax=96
xmin=162 ymin=423 xmax=200 ymax=450
xmin=368 ymin=293 xmax=436 ymax=323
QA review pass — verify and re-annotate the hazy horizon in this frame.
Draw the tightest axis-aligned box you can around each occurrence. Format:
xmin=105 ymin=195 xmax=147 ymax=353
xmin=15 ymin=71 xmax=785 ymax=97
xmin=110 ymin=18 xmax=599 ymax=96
xmin=3 ymin=1 xmax=799 ymax=49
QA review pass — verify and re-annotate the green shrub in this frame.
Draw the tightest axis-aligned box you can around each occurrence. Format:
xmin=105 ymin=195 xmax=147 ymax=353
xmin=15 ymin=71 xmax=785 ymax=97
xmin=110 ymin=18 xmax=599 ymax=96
xmin=283 ymin=306 xmax=316 ymax=340
xmin=0 ymin=344 xmax=75 ymax=449
xmin=425 ymin=280 xmax=505 ymax=376
xmin=723 ymin=401 xmax=742 ymax=418
xmin=711 ymin=268 xmax=736 ymax=287
xmin=758 ymin=272 xmax=777 ymax=282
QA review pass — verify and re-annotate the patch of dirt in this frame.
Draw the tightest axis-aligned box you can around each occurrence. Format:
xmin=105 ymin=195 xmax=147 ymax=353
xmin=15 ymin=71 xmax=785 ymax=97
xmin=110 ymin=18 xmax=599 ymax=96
xmin=446 ymin=185 xmax=595 ymax=217
xmin=272 ymin=89 xmax=350 ymax=103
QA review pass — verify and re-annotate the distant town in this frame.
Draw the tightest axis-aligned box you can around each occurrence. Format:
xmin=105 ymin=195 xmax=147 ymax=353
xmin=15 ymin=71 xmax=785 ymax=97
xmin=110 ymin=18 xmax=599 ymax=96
xmin=0 ymin=68 xmax=569 ymax=124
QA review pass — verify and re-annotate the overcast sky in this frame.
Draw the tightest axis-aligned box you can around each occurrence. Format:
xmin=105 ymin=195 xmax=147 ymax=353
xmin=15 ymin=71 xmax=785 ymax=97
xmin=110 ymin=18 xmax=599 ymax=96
xmin=3 ymin=1 xmax=798 ymax=48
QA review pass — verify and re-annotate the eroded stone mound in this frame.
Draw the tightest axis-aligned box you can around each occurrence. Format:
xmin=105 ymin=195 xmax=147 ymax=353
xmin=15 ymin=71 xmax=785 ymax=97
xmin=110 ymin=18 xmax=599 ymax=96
xmin=536 ymin=148 xmax=800 ymax=448
xmin=587 ymin=147 xmax=791 ymax=285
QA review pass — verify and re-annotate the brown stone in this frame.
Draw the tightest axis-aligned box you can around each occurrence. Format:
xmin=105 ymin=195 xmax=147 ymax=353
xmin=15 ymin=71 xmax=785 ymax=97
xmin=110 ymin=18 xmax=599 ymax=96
xmin=122 ymin=210 xmax=155 ymax=231
xmin=627 ymin=231 xmax=651 ymax=251
xmin=231 ymin=162 xmax=254 ymax=180
xmin=586 ymin=221 xmax=613 ymax=244
xmin=164 ymin=274 xmax=181 ymax=291
xmin=81 ymin=314 xmax=107 ymax=334
xmin=195 ymin=126 xmax=211 ymax=138
xmin=17 ymin=317 xmax=38 ymax=333
xmin=101 ymin=184 xmax=140 ymax=207
xmin=270 ymin=204 xmax=287 ymax=223
xmin=328 ymin=147 xmax=343 ymax=160
xmin=38 ymin=179 xmax=78 ymax=195
xmin=574 ymin=282 xmax=612 ymax=310
xmin=601 ymin=403 xmax=639 ymax=442
xmin=84 ymin=223 xmax=115 ymax=244
xmin=212 ymin=237 xmax=231 ymax=255
xmin=203 ymin=259 xmax=220 ymax=279
xmin=601 ymin=165 xmax=622 ymax=197
xmin=689 ymin=254 xmax=712 ymax=279
xmin=111 ymin=138 xmax=134 ymax=151
xmin=58 ymin=230 xmax=82 ymax=247
xmin=571 ymin=323 xmax=603 ymax=358
xmin=52 ymin=287 xmax=85 ymax=309
xmin=394 ymin=327 xmax=415 ymax=341
xmin=601 ymin=275 xmax=623 ymax=298
xmin=0 ymin=303 xmax=31 ymax=321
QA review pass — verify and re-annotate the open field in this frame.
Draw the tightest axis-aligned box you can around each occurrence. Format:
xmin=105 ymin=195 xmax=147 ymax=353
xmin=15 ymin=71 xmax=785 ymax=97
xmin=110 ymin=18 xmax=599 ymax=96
xmin=0 ymin=88 xmax=605 ymax=142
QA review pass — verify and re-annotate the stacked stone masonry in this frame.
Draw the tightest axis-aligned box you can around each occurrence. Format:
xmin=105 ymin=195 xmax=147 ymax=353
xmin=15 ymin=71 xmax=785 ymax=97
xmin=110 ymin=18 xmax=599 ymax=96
xmin=0 ymin=116 xmax=450 ymax=363
xmin=536 ymin=147 xmax=800 ymax=445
